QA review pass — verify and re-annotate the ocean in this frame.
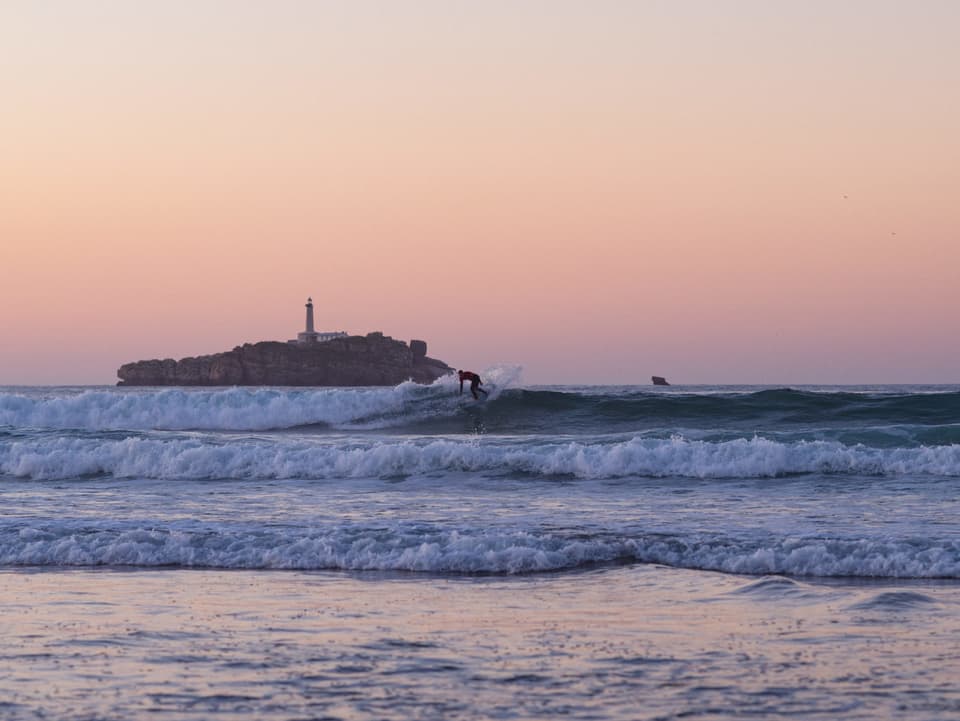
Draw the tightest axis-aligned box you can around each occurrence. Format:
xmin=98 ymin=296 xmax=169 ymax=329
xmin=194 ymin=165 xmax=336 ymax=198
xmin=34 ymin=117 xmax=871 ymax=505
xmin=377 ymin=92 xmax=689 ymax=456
xmin=1 ymin=368 xmax=959 ymax=720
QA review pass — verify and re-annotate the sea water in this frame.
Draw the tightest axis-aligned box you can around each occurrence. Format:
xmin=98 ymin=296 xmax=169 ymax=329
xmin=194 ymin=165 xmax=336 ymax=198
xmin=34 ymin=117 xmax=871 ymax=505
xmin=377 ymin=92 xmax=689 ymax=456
xmin=1 ymin=369 xmax=959 ymax=719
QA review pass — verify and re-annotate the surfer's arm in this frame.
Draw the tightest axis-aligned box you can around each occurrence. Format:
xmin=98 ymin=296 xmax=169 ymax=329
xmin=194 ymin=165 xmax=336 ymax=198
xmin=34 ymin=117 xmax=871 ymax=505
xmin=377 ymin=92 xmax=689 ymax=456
xmin=459 ymin=378 xmax=463 ymax=394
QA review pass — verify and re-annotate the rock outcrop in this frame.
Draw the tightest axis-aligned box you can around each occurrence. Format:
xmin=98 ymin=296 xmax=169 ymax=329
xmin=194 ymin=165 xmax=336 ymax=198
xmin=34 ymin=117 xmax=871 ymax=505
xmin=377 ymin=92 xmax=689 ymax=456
xmin=651 ymin=376 xmax=670 ymax=386
xmin=117 ymin=333 xmax=452 ymax=386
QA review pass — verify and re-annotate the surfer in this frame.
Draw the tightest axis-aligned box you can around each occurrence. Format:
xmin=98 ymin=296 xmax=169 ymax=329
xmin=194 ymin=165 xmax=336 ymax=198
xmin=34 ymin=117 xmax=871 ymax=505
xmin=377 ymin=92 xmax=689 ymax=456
xmin=458 ymin=370 xmax=488 ymax=400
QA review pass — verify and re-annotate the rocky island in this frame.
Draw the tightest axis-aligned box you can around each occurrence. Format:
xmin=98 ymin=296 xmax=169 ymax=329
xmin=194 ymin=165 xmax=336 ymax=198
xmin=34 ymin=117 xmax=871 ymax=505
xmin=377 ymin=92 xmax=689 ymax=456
xmin=116 ymin=299 xmax=452 ymax=387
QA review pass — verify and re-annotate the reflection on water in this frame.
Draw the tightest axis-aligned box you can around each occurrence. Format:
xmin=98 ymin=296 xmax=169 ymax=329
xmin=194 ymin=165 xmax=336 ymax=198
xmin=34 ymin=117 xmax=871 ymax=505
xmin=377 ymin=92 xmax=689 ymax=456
xmin=2 ymin=566 xmax=959 ymax=720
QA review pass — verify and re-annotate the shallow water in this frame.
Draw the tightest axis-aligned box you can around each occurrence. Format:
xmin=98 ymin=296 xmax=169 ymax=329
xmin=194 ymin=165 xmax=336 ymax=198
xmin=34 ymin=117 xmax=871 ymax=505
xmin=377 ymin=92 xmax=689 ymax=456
xmin=2 ymin=567 xmax=959 ymax=720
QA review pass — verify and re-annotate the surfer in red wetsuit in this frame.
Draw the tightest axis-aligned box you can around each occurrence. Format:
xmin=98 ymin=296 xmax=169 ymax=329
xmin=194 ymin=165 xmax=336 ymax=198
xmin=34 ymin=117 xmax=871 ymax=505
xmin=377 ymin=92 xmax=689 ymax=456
xmin=458 ymin=370 xmax=488 ymax=400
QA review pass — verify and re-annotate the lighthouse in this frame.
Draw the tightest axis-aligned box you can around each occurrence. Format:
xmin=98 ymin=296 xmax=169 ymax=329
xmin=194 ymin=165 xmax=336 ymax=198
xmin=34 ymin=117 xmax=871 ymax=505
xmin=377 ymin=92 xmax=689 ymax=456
xmin=304 ymin=297 xmax=315 ymax=335
xmin=290 ymin=297 xmax=348 ymax=344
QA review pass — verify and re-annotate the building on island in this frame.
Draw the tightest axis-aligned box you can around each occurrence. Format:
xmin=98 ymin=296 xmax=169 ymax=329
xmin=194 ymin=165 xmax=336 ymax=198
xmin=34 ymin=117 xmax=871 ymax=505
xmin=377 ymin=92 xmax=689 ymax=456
xmin=289 ymin=297 xmax=348 ymax=344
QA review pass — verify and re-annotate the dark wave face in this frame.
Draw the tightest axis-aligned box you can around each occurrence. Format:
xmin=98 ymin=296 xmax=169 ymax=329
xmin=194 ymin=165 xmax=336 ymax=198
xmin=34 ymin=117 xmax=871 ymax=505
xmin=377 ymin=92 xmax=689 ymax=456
xmin=392 ymin=387 xmax=960 ymax=448
xmin=467 ymin=386 xmax=960 ymax=431
xmin=3 ymin=380 xmax=958 ymax=436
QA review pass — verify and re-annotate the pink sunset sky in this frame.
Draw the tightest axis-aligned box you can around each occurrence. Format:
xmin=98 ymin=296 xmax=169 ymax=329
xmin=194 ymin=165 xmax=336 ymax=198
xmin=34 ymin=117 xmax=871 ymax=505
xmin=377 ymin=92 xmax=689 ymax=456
xmin=2 ymin=1 xmax=958 ymax=385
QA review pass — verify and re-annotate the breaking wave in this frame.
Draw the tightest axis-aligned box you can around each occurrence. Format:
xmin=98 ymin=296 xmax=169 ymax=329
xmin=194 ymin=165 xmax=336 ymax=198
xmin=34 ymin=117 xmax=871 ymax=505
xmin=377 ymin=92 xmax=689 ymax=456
xmin=0 ymin=366 xmax=521 ymax=432
xmin=1 ymin=381 xmax=958 ymax=435
xmin=2 ymin=522 xmax=958 ymax=578
xmin=3 ymin=434 xmax=960 ymax=481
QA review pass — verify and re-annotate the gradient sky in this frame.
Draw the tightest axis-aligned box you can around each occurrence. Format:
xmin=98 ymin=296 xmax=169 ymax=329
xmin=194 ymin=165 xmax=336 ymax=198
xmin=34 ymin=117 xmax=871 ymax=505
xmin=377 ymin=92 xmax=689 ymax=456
xmin=2 ymin=1 xmax=958 ymax=385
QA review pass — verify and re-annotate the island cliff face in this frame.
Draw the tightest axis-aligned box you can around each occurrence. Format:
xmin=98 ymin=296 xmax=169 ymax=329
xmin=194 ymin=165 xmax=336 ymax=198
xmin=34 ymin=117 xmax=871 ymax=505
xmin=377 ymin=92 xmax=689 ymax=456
xmin=117 ymin=333 xmax=452 ymax=386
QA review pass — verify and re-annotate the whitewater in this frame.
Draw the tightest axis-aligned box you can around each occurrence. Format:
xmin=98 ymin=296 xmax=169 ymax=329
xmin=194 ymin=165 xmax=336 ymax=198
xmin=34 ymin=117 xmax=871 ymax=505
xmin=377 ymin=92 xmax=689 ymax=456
xmin=2 ymin=373 xmax=960 ymax=720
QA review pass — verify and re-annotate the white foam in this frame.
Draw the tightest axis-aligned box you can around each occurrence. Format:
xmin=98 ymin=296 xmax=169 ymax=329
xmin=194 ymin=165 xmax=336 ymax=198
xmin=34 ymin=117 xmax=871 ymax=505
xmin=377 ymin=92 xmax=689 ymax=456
xmin=2 ymin=523 xmax=957 ymax=577
xmin=0 ymin=523 xmax=622 ymax=573
xmin=0 ymin=366 xmax=521 ymax=432
xmin=626 ymin=534 xmax=960 ymax=578
xmin=3 ymin=434 xmax=960 ymax=481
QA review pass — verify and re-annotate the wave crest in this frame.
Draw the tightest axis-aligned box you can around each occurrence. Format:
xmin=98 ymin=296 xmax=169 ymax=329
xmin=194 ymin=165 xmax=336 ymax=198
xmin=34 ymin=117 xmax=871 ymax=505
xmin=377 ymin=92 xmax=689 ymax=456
xmin=3 ymin=434 xmax=960 ymax=481
xmin=3 ymin=523 xmax=958 ymax=578
xmin=0 ymin=365 xmax=522 ymax=432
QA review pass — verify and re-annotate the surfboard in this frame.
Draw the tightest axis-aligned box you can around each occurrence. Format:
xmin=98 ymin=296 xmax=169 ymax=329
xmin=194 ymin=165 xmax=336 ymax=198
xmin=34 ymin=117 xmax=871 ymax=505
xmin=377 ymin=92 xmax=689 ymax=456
xmin=459 ymin=384 xmax=494 ymax=403
xmin=475 ymin=383 xmax=495 ymax=401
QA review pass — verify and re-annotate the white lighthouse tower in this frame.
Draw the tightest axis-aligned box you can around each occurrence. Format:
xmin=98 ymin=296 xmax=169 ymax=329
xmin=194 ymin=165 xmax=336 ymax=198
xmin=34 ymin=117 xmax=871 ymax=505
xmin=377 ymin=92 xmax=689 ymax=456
xmin=290 ymin=297 xmax=348 ymax=344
